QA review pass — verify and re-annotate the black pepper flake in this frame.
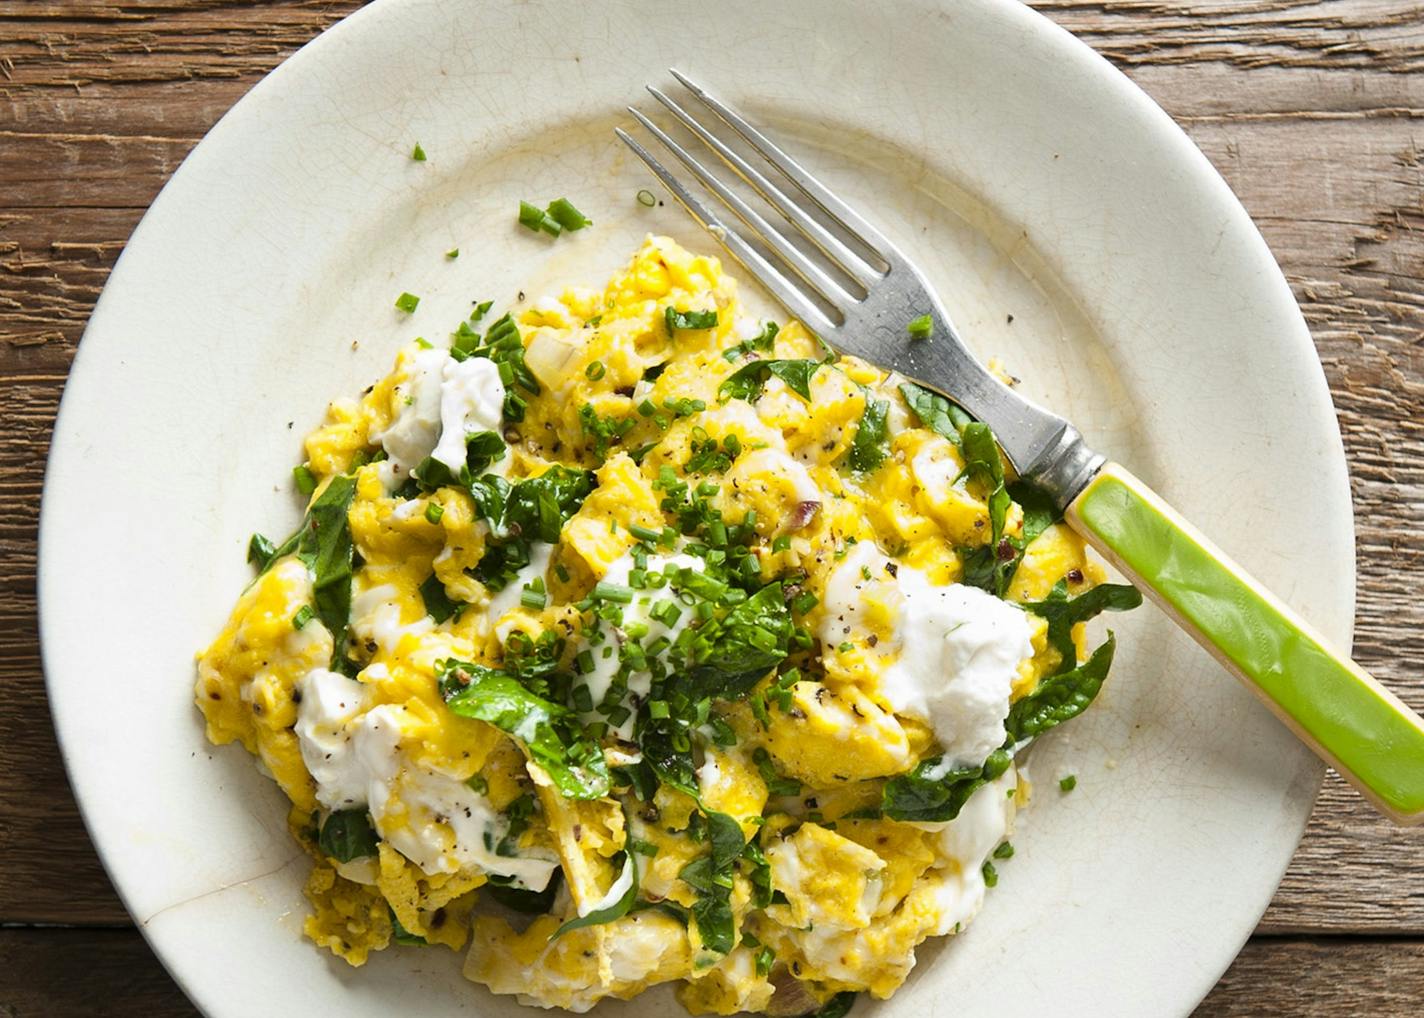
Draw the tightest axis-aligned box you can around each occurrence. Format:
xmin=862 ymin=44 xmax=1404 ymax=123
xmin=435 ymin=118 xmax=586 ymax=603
xmin=996 ymin=538 xmax=1016 ymax=562
xmin=1067 ymin=568 xmax=1084 ymax=584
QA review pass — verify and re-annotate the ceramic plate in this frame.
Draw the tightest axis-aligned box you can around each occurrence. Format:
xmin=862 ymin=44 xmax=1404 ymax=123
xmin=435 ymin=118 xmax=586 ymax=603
xmin=39 ymin=1 xmax=1352 ymax=1015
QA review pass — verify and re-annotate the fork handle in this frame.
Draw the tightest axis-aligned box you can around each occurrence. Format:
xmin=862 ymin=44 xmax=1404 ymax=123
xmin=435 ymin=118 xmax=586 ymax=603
xmin=1066 ymin=461 xmax=1424 ymax=825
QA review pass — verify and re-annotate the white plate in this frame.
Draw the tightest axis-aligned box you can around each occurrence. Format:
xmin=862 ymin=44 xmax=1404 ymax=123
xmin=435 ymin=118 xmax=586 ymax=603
xmin=39 ymin=1 xmax=1353 ymax=1015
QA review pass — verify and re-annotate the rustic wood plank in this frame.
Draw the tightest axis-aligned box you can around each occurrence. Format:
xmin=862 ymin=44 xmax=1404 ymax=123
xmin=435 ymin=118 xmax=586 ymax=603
xmin=2 ymin=926 xmax=1418 ymax=1017
xmin=1195 ymin=936 xmax=1424 ymax=1015
xmin=2 ymin=0 xmax=1424 ymax=1012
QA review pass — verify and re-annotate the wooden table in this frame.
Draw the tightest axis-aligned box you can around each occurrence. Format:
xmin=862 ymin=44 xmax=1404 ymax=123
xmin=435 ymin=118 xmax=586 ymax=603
xmin=3 ymin=2 xmax=1422 ymax=1014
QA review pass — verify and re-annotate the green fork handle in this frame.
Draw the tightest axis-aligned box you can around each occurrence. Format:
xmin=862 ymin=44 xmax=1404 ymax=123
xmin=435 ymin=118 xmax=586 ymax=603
xmin=1067 ymin=462 xmax=1424 ymax=825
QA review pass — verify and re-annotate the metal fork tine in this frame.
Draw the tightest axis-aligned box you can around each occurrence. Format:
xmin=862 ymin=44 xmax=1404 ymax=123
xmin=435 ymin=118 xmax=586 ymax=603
xmin=615 ymin=128 xmax=841 ymax=332
xmin=646 ymin=85 xmax=879 ymax=290
xmin=668 ymin=69 xmax=893 ymax=270
xmin=626 ymin=106 xmax=856 ymax=308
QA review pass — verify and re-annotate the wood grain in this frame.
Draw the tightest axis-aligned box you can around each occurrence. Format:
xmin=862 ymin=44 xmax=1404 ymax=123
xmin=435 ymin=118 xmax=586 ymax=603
xmin=2 ymin=0 xmax=1422 ymax=1013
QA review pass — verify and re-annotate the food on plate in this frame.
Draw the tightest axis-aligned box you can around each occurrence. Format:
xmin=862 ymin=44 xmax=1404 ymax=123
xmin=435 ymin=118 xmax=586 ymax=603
xmin=197 ymin=235 xmax=1137 ymax=1014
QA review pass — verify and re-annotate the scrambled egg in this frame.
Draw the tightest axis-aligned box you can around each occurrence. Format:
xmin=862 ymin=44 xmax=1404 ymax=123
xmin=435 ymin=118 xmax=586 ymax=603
xmin=197 ymin=236 xmax=1123 ymax=1014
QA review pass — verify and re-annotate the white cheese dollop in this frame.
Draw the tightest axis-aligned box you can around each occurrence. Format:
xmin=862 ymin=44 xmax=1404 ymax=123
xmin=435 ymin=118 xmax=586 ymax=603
xmin=820 ymin=542 xmax=1033 ymax=769
xmin=294 ymin=669 xmax=558 ymax=887
xmin=430 ymin=355 xmax=507 ymax=475
xmin=923 ymin=765 xmax=1018 ymax=935
xmin=374 ymin=345 xmax=448 ymax=483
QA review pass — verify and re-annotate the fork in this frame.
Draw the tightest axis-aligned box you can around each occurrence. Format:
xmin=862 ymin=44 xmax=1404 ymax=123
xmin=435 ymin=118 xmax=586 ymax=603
xmin=618 ymin=70 xmax=1424 ymax=825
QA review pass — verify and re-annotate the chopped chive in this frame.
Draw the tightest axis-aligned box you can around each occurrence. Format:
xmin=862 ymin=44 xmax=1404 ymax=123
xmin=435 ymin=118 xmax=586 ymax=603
xmin=629 ymin=836 xmax=659 ymax=856
xmin=554 ymin=563 xmax=570 ymax=583
xmin=466 ymin=774 xmax=488 ymax=794
xmin=571 ymin=683 xmax=594 ymax=712
xmin=424 ymin=501 xmax=444 ymax=524
xmin=520 ymin=585 xmax=548 ymax=610
xmin=593 ymin=581 xmax=634 ymax=603
xmin=993 ymin=841 xmax=1015 ymax=860
xmin=395 ymin=291 xmax=420 ymax=313
xmin=771 ymin=534 xmax=791 ymax=553
xmin=636 ymin=189 xmax=657 ymax=208
xmin=518 ymin=200 xmax=546 ymax=230
xmin=575 ymin=650 xmax=595 ymax=675
xmin=293 ymin=465 xmax=317 ymax=496
xmin=445 ymin=248 xmax=459 ymax=259
xmin=628 ymin=523 xmax=662 ymax=543
xmin=292 ymin=604 xmax=315 ymax=630
xmin=411 ymin=142 xmax=426 ymax=162
xmin=649 ymin=600 xmax=682 ymax=627
xmin=585 ymin=360 xmax=606 ymax=381
xmin=517 ymin=200 xmax=562 ymax=237
xmin=907 ymin=314 xmax=933 ymax=340
xmin=1059 ymin=774 xmax=1077 ymax=793
xmin=545 ymin=197 xmax=592 ymax=232
xmin=471 ymin=299 xmax=493 ymax=321
xmin=982 ymin=860 xmax=999 ymax=888
xmin=648 ymin=700 xmax=670 ymax=719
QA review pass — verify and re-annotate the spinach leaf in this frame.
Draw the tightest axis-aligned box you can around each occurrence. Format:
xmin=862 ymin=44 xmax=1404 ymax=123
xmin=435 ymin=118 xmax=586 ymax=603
xmin=686 ymin=583 xmax=794 ymax=699
xmin=960 ymin=422 xmax=1010 ymax=545
xmin=844 ymin=397 xmax=889 ymax=473
xmin=1006 ymin=634 xmax=1117 ymax=741
xmin=548 ymin=854 xmax=638 ymax=941
xmin=723 ymin=321 xmax=778 ymax=361
xmin=690 ymin=883 xmax=737 ymax=955
xmin=467 ymin=474 xmax=512 ymax=530
xmin=318 ymin=809 xmax=379 ymax=862
xmin=295 ymin=474 xmax=358 ymax=671
xmin=743 ymin=837 xmax=773 ymax=909
xmin=1012 ymin=480 xmax=1059 ymax=549
xmin=898 ymin=381 xmax=972 ymax=443
xmin=718 ymin=359 xmax=822 ymax=402
xmin=678 ymin=854 xmax=738 ymax=955
xmin=470 ymin=466 xmax=593 ymax=591
xmin=640 ymin=723 xmax=701 ymax=799
xmin=641 ymin=724 xmax=748 ymax=957
xmin=413 ymin=431 xmax=507 ymax=491
xmin=419 ymin=572 xmax=463 ymax=624
xmin=881 ymin=748 xmax=1013 ymax=824
xmin=503 ymin=466 xmax=595 ymax=544
xmin=955 ymin=423 xmax=1016 ymax=596
xmin=247 ymin=533 xmax=277 ymax=570
xmin=438 ymin=659 xmax=610 ymax=799
xmin=1025 ymin=582 xmax=1141 ymax=674
xmin=666 ymin=307 xmax=720 ymax=332
xmin=676 ymin=809 xmax=745 ymax=955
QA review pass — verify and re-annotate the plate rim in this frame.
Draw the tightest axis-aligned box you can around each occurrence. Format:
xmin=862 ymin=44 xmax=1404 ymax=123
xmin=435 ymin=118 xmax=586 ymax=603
xmin=36 ymin=0 xmax=1350 ymax=1014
